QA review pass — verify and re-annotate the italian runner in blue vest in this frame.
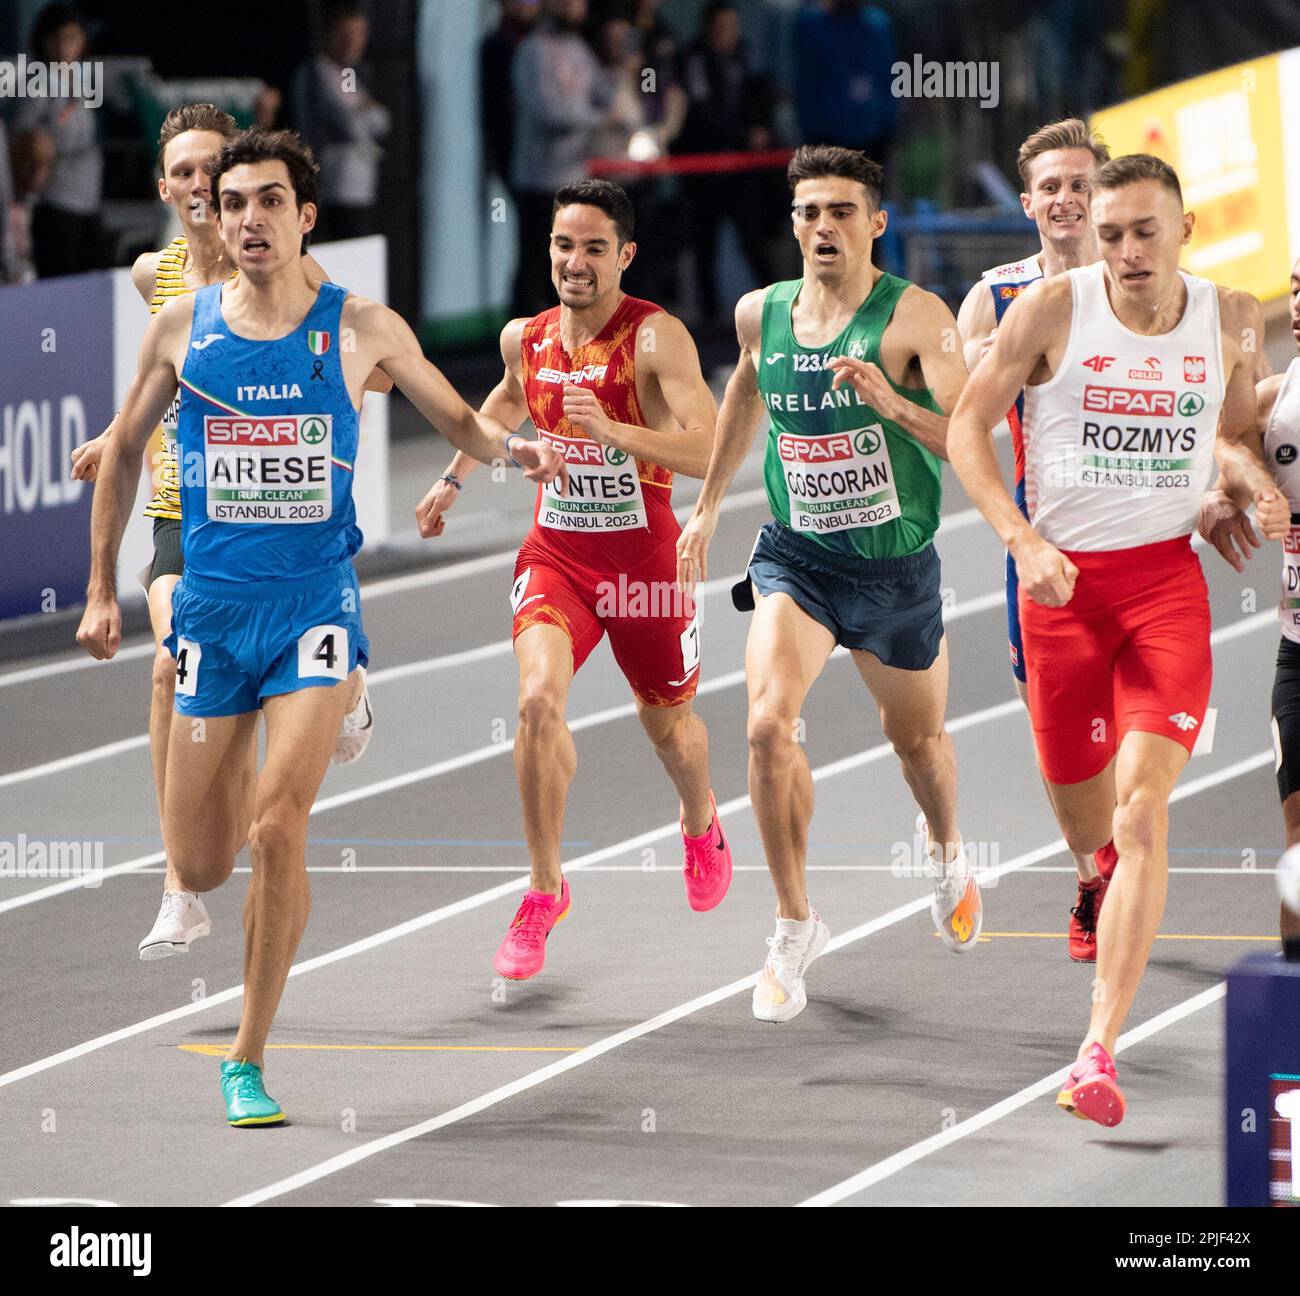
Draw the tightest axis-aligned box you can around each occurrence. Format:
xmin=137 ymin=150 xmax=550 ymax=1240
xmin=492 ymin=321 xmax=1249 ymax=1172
xmin=76 ymin=129 xmax=567 ymax=1128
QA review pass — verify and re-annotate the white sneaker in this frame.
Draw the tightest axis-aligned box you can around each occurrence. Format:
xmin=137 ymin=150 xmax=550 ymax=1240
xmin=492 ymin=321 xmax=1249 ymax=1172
xmin=332 ymin=667 xmax=373 ymax=765
xmin=138 ymin=891 xmax=211 ymax=960
xmin=752 ymin=910 xmax=831 ymax=1023
xmin=916 ymin=812 xmax=983 ymax=953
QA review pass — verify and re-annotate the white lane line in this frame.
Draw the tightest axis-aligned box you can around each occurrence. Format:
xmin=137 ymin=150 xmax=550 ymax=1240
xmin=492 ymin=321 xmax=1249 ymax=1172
xmin=0 ymin=504 xmax=996 ymax=781
xmin=220 ymin=747 xmax=1271 ymax=1207
xmin=0 ymin=641 xmax=156 ymax=690
xmin=0 ymin=487 xmax=771 ymax=691
xmin=0 ymin=694 xmax=1027 ymax=1090
xmin=0 ymin=735 xmax=151 ymax=791
xmin=0 ymin=585 xmax=1012 ymax=911
xmin=795 ymin=982 xmax=1228 ymax=1207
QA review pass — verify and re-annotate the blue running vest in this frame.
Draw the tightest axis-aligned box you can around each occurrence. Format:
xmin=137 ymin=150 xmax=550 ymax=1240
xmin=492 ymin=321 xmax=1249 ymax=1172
xmin=176 ymin=281 xmax=362 ymax=581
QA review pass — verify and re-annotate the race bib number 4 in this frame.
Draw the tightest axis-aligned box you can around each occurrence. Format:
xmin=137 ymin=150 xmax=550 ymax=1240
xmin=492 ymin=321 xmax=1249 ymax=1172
xmin=538 ymin=430 xmax=647 ymax=532
xmin=204 ymin=414 xmax=333 ymax=524
xmin=780 ymin=423 xmax=900 ymax=533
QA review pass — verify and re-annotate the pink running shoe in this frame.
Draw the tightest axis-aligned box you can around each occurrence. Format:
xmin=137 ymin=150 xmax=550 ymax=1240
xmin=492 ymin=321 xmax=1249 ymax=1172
xmin=494 ymin=879 xmax=571 ymax=980
xmin=682 ymin=791 xmax=732 ymax=912
xmin=1056 ymin=1041 xmax=1126 ymax=1127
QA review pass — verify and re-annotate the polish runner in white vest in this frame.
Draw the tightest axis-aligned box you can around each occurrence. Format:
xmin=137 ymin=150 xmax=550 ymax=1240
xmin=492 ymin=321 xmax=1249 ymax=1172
xmin=947 ymin=155 xmax=1288 ymax=1127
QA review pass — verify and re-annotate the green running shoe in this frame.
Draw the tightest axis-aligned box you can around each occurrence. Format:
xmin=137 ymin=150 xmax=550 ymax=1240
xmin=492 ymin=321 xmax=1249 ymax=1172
xmin=220 ymin=1058 xmax=285 ymax=1127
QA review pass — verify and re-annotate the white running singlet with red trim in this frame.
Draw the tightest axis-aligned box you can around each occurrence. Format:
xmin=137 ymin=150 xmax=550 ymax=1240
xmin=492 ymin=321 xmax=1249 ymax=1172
xmin=1265 ymin=357 xmax=1300 ymax=643
xmin=1021 ymin=261 xmax=1225 ymax=551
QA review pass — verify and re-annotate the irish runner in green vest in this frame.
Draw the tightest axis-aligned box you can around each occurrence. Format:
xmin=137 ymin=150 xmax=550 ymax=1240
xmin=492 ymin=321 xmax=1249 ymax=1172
xmin=677 ymin=144 xmax=983 ymax=1023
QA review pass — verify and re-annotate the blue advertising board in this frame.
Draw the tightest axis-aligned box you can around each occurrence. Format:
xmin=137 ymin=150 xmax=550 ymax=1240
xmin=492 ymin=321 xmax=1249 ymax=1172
xmin=0 ymin=272 xmax=114 ymax=621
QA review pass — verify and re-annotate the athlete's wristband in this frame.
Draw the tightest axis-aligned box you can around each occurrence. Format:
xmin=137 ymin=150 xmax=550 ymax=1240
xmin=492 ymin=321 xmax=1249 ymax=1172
xmin=440 ymin=472 xmax=462 ymax=491
xmin=504 ymin=432 xmax=526 ymax=468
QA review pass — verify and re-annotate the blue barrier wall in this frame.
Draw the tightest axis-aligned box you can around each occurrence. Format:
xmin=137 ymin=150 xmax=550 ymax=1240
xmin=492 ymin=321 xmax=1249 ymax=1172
xmin=0 ymin=272 xmax=113 ymax=621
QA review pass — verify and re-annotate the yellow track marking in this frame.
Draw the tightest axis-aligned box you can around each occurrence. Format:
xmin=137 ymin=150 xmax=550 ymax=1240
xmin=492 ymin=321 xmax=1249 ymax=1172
xmin=179 ymin=1043 xmax=583 ymax=1057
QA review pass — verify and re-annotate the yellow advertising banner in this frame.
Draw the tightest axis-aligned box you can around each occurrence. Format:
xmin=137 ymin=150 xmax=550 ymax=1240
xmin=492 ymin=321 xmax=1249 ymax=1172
xmin=1092 ymin=53 xmax=1291 ymax=301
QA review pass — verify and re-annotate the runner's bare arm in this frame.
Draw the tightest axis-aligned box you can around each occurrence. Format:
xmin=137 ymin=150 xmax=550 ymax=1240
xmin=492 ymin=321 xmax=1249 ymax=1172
xmin=561 ymin=313 xmax=715 ymax=477
xmin=956 ymin=278 xmax=996 ymax=371
xmin=416 ymin=320 xmax=531 ymax=538
xmin=363 ymin=300 xmax=565 ymax=487
xmin=301 ymin=252 xmax=393 ymax=393
xmin=949 ymin=277 xmax=1068 ymax=548
xmin=76 ymin=301 xmax=188 ymax=659
xmin=827 ymin=289 xmax=966 ymax=459
xmin=71 ymin=251 xmax=166 ymax=480
xmin=1215 ymin=292 xmax=1287 ymax=541
xmin=131 ymin=249 xmax=161 ymax=304
xmin=675 ymin=289 xmax=766 ymax=591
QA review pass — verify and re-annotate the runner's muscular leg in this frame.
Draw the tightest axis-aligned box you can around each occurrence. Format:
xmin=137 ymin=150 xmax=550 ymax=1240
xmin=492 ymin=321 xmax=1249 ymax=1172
xmin=635 ymin=697 xmax=712 ymax=836
xmin=147 ymin=573 xmax=182 ymax=892
xmin=746 ymin=592 xmax=835 ymax=921
xmin=228 ymin=681 xmax=352 ymax=1067
xmin=165 ymin=708 xmax=260 ymax=895
xmin=514 ymin=623 xmax=577 ymax=898
xmin=1043 ymin=761 xmax=1117 ymax=860
xmin=1016 ymin=674 xmax=1098 ymax=882
xmin=1085 ymin=730 xmax=1187 ymax=1055
xmin=854 ymin=638 xmax=959 ymax=862
xmin=1281 ymin=791 xmax=1300 ymax=945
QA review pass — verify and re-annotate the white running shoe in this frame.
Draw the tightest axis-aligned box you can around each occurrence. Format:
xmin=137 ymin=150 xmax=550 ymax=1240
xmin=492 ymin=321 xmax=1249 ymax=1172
xmin=752 ymin=911 xmax=831 ymax=1023
xmin=138 ymin=891 xmax=211 ymax=960
xmin=916 ymin=812 xmax=983 ymax=953
xmin=332 ymin=667 xmax=373 ymax=765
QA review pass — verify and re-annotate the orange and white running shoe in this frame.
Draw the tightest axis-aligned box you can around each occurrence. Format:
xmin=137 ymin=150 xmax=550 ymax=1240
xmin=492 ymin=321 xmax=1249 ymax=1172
xmin=1057 ymin=1041 xmax=1126 ymax=1127
xmin=917 ymin=813 xmax=983 ymax=952
xmin=751 ymin=911 xmax=830 ymax=1023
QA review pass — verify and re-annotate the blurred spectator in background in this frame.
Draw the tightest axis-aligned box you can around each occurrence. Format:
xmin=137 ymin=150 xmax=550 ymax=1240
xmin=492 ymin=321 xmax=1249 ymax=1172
xmin=792 ymin=0 xmax=899 ymax=169
xmin=481 ymin=0 xmax=541 ymax=191
xmin=14 ymin=4 xmax=112 ymax=278
xmin=0 ymin=121 xmax=23 ymax=283
xmin=677 ymin=1 xmax=779 ymax=323
xmin=589 ymin=4 xmax=685 ymax=306
xmin=509 ymin=0 xmax=614 ymax=316
xmin=292 ymin=0 xmax=390 ymax=242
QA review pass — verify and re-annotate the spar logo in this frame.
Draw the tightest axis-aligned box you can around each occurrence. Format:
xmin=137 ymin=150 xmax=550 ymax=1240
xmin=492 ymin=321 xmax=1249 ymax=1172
xmin=1177 ymin=392 xmax=1205 ymax=417
xmin=1082 ymin=385 xmax=1174 ymax=416
xmin=207 ymin=417 xmax=298 ymax=446
xmin=205 ymin=414 xmax=330 ymax=446
xmin=1184 ymin=355 xmax=1206 ymax=383
xmin=543 ymin=433 xmax=607 ymax=466
xmin=606 ymin=447 xmax=629 ymax=465
xmin=778 ymin=426 xmax=883 ymax=463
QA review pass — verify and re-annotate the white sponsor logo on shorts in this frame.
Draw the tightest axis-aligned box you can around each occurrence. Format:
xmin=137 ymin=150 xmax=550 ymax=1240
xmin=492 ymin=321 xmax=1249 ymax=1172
xmin=1168 ymin=711 xmax=1199 ymax=731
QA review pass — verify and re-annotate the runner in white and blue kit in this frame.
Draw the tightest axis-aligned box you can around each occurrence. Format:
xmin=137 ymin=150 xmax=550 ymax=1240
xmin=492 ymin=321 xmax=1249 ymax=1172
xmin=955 ymin=117 xmax=1111 ymax=962
xmin=77 ymin=128 xmax=567 ymax=1128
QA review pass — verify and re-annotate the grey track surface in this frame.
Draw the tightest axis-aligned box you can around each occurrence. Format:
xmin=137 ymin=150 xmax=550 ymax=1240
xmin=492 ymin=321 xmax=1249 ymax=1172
xmin=0 ymin=366 xmax=1290 ymax=1208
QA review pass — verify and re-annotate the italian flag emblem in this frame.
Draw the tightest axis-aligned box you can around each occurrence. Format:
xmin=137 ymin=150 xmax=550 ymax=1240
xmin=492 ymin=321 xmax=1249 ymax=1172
xmin=306 ymin=330 xmax=331 ymax=355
